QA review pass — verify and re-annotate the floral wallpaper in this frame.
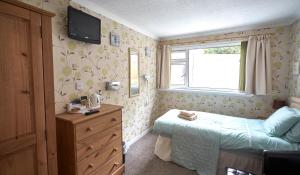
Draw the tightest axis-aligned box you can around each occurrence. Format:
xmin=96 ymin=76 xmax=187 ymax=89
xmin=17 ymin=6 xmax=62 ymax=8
xmin=19 ymin=0 xmax=159 ymax=142
xmin=18 ymin=0 xmax=299 ymax=142
xmin=289 ymin=20 xmax=300 ymax=96
xmin=157 ymin=26 xmax=292 ymax=119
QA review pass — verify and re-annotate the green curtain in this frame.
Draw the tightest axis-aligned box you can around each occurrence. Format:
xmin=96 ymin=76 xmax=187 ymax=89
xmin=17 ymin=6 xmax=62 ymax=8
xmin=239 ymin=41 xmax=248 ymax=91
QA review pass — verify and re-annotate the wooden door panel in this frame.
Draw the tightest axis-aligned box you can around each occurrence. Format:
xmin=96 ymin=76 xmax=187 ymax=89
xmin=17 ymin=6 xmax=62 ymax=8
xmin=0 ymin=134 xmax=36 ymax=156
xmin=0 ymin=2 xmax=48 ymax=175
xmin=15 ymin=17 xmax=33 ymax=138
xmin=0 ymin=1 xmax=30 ymax=20
xmin=0 ymin=12 xmax=33 ymax=144
xmin=0 ymin=147 xmax=36 ymax=175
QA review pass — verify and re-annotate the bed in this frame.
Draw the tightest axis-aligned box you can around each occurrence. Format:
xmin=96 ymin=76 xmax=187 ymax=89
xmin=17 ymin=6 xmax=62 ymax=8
xmin=152 ymin=97 xmax=300 ymax=175
xmin=154 ymin=135 xmax=264 ymax=175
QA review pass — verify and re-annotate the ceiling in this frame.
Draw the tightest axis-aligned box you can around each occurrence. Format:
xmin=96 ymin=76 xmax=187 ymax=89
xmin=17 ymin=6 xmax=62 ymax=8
xmin=74 ymin=0 xmax=300 ymax=39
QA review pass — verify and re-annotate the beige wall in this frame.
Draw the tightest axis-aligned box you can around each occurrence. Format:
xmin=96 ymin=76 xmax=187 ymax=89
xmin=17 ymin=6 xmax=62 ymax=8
xmin=19 ymin=0 xmax=159 ymax=142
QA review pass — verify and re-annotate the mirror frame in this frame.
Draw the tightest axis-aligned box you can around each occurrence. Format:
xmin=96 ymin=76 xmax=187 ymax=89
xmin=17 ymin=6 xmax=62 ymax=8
xmin=129 ymin=48 xmax=140 ymax=97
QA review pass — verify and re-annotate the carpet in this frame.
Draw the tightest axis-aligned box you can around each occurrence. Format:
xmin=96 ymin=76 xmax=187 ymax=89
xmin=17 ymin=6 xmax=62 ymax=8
xmin=125 ymin=132 xmax=197 ymax=175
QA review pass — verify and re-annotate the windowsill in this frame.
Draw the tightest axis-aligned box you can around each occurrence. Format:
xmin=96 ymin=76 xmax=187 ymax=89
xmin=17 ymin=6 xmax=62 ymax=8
xmin=158 ymin=88 xmax=254 ymax=97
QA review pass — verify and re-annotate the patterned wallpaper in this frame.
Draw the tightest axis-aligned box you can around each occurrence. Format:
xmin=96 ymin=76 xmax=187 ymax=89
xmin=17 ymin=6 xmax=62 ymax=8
xmin=157 ymin=26 xmax=292 ymax=119
xmin=289 ymin=20 xmax=300 ymax=96
xmin=18 ymin=0 xmax=299 ymax=141
xmin=19 ymin=0 xmax=159 ymax=142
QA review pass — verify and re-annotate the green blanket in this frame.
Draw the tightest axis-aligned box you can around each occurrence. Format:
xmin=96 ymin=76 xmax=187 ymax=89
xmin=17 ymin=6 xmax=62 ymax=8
xmin=153 ymin=109 xmax=300 ymax=175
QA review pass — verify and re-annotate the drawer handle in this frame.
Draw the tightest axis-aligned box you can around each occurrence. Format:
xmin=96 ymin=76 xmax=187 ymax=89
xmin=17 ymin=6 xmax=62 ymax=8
xmin=112 ymin=133 xmax=117 ymax=137
xmin=94 ymin=152 xmax=100 ymax=158
xmin=88 ymin=163 xmax=94 ymax=168
xmin=87 ymin=145 xmax=94 ymax=150
xmin=113 ymin=162 xmax=119 ymax=167
xmin=111 ymin=118 xmax=117 ymax=122
xmin=86 ymin=127 xmax=93 ymax=132
xmin=113 ymin=148 xmax=118 ymax=152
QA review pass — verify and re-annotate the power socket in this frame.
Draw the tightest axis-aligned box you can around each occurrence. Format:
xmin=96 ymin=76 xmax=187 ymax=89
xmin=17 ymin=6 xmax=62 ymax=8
xmin=75 ymin=81 xmax=84 ymax=90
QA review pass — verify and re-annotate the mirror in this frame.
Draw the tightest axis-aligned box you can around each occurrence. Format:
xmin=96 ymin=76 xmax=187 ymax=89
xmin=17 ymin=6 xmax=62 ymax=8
xmin=129 ymin=48 xmax=140 ymax=97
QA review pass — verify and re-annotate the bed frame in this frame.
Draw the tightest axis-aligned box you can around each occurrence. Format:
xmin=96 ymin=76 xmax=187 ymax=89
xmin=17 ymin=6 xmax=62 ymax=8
xmin=154 ymin=97 xmax=300 ymax=175
xmin=290 ymin=97 xmax=300 ymax=109
xmin=154 ymin=135 xmax=263 ymax=175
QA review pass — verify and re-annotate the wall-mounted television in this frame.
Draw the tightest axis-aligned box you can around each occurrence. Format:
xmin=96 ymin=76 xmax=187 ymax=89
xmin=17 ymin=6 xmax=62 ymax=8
xmin=68 ymin=6 xmax=101 ymax=44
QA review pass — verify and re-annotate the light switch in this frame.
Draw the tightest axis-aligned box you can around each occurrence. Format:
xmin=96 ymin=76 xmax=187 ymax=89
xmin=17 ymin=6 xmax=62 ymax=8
xmin=75 ymin=81 xmax=84 ymax=90
xmin=293 ymin=61 xmax=299 ymax=75
xmin=143 ymin=74 xmax=150 ymax=81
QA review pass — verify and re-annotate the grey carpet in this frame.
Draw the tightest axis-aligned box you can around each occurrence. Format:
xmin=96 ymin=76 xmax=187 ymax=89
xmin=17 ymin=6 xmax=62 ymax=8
xmin=125 ymin=132 xmax=197 ymax=175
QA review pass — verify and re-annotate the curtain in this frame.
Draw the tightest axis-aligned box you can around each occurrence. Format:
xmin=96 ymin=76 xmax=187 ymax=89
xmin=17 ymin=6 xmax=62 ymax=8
xmin=245 ymin=35 xmax=272 ymax=95
xmin=157 ymin=45 xmax=171 ymax=89
xmin=239 ymin=41 xmax=248 ymax=91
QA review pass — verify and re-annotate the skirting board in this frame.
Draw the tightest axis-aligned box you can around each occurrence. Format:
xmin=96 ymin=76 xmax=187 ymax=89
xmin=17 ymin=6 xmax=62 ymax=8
xmin=125 ymin=127 xmax=152 ymax=150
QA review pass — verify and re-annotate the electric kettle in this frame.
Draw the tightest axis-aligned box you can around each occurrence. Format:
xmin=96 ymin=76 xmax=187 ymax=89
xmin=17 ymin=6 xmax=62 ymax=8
xmin=89 ymin=91 xmax=101 ymax=109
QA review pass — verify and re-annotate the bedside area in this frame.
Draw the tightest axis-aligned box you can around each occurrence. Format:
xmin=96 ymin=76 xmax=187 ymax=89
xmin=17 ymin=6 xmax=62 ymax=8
xmin=56 ymin=104 xmax=124 ymax=175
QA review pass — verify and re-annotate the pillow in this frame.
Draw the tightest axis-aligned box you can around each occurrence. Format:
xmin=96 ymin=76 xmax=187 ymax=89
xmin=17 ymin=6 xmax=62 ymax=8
xmin=264 ymin=106 xmax=300 ymax=137
xmin=284 ymin=121 xmax=300 ymax=143
xmin=284 ymin=108 xmax=300 ymax=143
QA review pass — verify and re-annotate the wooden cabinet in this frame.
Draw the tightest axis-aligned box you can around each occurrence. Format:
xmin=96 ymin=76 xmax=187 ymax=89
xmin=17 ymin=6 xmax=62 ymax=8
xmin=0 ymin=1 xmax=57 ymax=175
xmin=56 ymin=104 xmax=125 ymax=175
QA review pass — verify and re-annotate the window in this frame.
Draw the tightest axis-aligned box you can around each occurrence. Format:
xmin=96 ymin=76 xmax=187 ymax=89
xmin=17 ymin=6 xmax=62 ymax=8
xmin=170 ymin=42 xmax=242 ymax=91
xmin=170 ymin=51 xmax=187 ymax=87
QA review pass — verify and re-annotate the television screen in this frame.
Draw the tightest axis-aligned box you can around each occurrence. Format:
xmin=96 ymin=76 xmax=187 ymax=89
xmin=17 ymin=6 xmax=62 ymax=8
xmin=68 ymin=6 xmax=101 ymax=44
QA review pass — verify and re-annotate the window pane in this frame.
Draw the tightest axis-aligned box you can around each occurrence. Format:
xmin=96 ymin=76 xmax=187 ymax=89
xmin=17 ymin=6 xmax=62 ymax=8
xmin=189 ymin=46 xmax=240 ymax=89
xmin=171 ymin=64 xmax=185 ymax=86
xmin=171 ymin=52 xmax=186 ymax=60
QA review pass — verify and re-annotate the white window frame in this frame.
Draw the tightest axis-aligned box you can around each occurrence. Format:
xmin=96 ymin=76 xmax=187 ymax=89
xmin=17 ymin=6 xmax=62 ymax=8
xmin=170 ymin=49 xmax=189 ymax=88
xmin=170 ymin=41 xmax=243 ymax=92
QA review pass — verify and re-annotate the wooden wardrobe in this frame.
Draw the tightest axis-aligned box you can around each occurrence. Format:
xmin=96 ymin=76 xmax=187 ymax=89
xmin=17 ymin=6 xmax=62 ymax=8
xmin=0 ymin=1 xmax=57 ymax=175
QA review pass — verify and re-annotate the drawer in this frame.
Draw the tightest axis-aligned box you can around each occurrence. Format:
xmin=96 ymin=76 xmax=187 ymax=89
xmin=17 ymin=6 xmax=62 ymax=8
xmin=76 ymin=110 xmax=121 ymax=141
xmin=88 ymin=153 xmax=123 ymax=175
xmin=77 ymin=138 xmax=122 ymax=175
xmin=77 ymin=124 xmax=122 ymax=161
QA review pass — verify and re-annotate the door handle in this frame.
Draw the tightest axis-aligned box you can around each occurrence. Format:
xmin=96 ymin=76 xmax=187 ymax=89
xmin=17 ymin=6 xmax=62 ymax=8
xmin=21 ymin=90 xmax=30 ymax=94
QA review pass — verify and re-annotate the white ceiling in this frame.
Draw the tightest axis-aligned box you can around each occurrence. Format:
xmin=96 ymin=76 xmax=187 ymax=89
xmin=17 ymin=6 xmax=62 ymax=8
xmin=74 ymin=0 xmax=300 ymax=39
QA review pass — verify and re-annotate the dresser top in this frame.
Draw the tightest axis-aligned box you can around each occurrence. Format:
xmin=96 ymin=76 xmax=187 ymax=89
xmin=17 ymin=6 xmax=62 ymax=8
xmin=56 ymin=103 xmax=123 ymax=124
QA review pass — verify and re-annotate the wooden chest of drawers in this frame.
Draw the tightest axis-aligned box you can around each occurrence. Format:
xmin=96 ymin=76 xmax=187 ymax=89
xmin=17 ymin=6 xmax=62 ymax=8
xmin=56 ymin=104 xmax=124 ymax=175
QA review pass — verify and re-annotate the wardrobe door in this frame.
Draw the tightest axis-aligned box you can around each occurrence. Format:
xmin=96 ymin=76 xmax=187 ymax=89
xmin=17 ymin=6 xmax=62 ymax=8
xmin=0 ymin=2 xmax=48 ymax=175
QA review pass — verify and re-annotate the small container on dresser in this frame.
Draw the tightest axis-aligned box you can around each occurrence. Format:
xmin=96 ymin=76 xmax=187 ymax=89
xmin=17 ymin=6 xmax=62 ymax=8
xmin=56 ymin=104 xmax=125 ymax=175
